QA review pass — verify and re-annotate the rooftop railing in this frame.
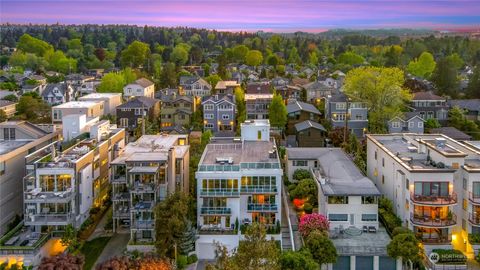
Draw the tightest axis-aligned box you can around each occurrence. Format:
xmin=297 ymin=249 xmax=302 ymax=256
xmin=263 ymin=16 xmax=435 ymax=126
xmin=199 ymin=189 xmax=239 ymax=197
xmin=200 ymin=207 xmax=232 ymax=215
xmin=247 ymin=203 xmax=278 ymax=212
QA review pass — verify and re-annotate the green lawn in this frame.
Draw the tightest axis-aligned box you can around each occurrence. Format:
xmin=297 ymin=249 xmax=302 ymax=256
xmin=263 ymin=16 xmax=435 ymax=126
xmin=80 ymin=236 xmax=111 ymax=270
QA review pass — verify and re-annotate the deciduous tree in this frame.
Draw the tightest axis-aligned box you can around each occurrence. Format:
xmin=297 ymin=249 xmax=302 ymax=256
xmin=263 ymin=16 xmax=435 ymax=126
xmin=120 ymin=41 xmax=150 ymax=68
xmin=343 ymin=66 xmax=411 ymax=133
xmin=305 ymin=230 xmax=337 ymax=266
xmin=268 ymin=93 xmax=287 ymax=129
xmin=245 ymin=50 xmax=263 ymax=67
xmin=407 ymin=52 xmax=436 ymax=78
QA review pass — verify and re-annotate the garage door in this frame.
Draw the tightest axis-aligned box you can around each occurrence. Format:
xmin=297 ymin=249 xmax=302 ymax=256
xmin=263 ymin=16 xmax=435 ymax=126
xmin=356 ymin=256 xmax=374 ymax=270
xmin=380 ymin=256 xmax=396 ymax=270
xmin=333 ymin=256 xmax=350 ymax=270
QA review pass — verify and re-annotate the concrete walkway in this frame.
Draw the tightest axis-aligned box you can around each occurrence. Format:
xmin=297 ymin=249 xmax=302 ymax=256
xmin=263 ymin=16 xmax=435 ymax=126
xmin=93 ymin=233 xmax=130 ymax=268
xmin=88 ymin=207 xmax=112 ymax=241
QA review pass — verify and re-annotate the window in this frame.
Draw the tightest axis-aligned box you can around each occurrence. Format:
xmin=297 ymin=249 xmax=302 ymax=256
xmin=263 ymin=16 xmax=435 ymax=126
xmin=408 ymin=121 xmax=414 ymax=128
xmin=204 ymin=114 xmax=214 ymax=119
xmin=392 ymin=121 xmax=401 ymax=128
xmin=292 ymin=160 xmax=308 ymax=166
xmin=257 ymin=131 xmax=262 ymax=140
xmin=333 ymin=113 xmax=346 ymax=121
xmin=361 ymin=214 xmax=377 ymax=221
xmin=406 ymin=178 xmax=409 ymax=190
xmin=382 ymin=175 xmax=385 ymax=184
xmin=119 ymin=118 xmax=128 ymax=127
xmin=53 ymin=110 xmax=62 ymax=120
xmin=3 ymin=128 xmax=15 ymax=140
xmin=222 ymin=114 xmax=230 ymax=120
xmin=204 ymin=123 xmax=214 ymax=129
xmin=328 ymin=196 xmax=349 ymax=204
xmin=204 ymin=104 xmax=214 ymax=111
xmin=418 ymin=122 xmax=423 ymax=128
xmin=382 ymin=158 xmax=385 ymax=167
xmin=134 ymin=108 xmax=143 ymax=115
xmin=328 ymin=214 xmax=348 ymax=221
xmin=414 ymin=182 xmax=449 ymax=196
xmin=463 ymin=178 xmax=467 ymax=190
xmin=374 ymin=151 xmax=377 ymax=160
xmin=361 ymin=196 xmax=377 ymax=204
xmin=355 ymin=114 xmax=363 ymax=120
xmin=335 ymin=103 xmax=346 ymax=110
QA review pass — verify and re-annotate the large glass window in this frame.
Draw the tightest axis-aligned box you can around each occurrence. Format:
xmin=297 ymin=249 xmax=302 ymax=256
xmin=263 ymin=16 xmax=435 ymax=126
xmin=203 ymin=198 xmax=227 ymax=207
xmin=252 ymin=213 xmax=276 ymax=224
xmin=328 ymin=196 xmax=349 ymax=204
xmin=473 ymin=182 xmax=480 ymax=198
xmin=414 ymin=182 xmax=449 ymax=196
xmin=204 ymin=216 xmax=221 ymax=225
xmin=362 ymin=196 xmax=378 ymax=204
xmin=362 ymin=214 xmax=377 ymax=221
xmin=40 ymin=175 xmax=55 ymax=192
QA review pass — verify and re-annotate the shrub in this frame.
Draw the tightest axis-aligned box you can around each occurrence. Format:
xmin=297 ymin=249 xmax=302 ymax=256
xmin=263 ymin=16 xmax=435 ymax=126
xmin=187 ymin=254 xmax=198 ymax=264
xmin=304 ymin=203 xmax=313 ymax=214
xmin=293 ymin=169 xmax=311 ymax=181
xmin=469 ymin=233 xmax=480 ymax=244
xmin=290 ymin=179 xmax=317 ymax=205
xmin=392 ymin=227 xmax=412 ymax=237
xmin=299 ymin=213 xmax=329 ymax=238
xmin=177 ymin=255 xmax=188 ymax=269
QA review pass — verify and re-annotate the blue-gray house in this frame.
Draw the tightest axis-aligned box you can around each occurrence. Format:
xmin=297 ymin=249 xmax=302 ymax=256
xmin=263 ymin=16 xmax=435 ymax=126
xmin=202 ymin=94 xmax=236 ymax=135
xmin=325 ymin=92 xmax=368 ymax=137
xmin=387 ymin=112 xmax=425 ymax=134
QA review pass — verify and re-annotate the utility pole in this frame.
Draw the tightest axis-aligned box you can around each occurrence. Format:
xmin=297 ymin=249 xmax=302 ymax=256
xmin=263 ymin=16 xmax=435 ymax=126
xmin=343 ymin=98 xmax=349 ymax=145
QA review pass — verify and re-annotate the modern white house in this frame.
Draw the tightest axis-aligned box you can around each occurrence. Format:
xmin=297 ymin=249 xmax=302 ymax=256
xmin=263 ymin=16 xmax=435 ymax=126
xmin=286 ymin=148 xmax=399 ymax=270
xmin=123 ymin=78 xmax=155 ymax=99
xmin=110 ymin=134 xmax=190 ymax=251
xmin=367 ymin=134 xmax=480 ymax=257
xmin=195 ymin=119 xmax=283 ymax=260
xmin=78 ymin=93 xmax=122 ymax=116
xmin=51 ymin=101 xmax=104 ymax=123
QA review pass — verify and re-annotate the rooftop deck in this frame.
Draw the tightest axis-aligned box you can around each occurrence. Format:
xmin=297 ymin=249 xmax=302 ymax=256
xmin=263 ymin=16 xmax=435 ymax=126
xmin=330 ymin=224 xmax=390 ymax=256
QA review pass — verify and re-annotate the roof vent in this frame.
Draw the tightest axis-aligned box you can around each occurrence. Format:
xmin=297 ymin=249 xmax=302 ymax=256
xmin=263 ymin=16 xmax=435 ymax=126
xmin=435 ymin=138 xmax=447 ymax=148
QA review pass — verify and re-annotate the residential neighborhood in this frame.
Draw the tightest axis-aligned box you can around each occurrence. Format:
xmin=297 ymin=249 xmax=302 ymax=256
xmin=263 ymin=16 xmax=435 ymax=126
xmin=1 ymin=9 xmax=480 ymax=270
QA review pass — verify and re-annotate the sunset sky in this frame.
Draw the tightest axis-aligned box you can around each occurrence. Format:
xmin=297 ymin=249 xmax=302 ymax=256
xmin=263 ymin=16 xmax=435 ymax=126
xmin=1 ymin=0 xmax=479 ymax=32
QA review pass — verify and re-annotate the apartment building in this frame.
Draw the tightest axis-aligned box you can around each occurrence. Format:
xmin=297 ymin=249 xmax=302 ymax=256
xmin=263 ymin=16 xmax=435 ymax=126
xmin=367 ymin=134 xmax=480 ymax=256
xmin=110 ymin=134 xmax=190 ymax=250
xmin=0 ymin=122 xmax=124 ymax=267
xmin=78 ymin=93 xmax=122 ymax=116
xmin=51 ymin=101 xmax=104 ymax=123
xmin=195 ymin=120 xmax=282 ymax=259
xmin=0 ymin=121 xmax=58 ymax=235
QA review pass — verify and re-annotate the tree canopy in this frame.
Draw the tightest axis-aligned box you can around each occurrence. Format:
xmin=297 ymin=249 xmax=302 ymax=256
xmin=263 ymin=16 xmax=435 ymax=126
xmin=268 ymin=93 xmax=287 ymax=128
xmin=407 ymin=51 xmax=436 ymax=78
xmin=343 ymin=66 xmax=411 ymax=133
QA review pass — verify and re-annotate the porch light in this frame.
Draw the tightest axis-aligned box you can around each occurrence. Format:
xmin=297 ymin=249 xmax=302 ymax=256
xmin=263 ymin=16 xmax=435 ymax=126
xmin=452 ymin=234 xmax=457 ymax=241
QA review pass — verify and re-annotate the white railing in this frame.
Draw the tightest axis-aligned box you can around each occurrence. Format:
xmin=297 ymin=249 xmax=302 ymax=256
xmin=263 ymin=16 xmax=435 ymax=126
xmin=282 ymin=186 xmax=295 ymax=251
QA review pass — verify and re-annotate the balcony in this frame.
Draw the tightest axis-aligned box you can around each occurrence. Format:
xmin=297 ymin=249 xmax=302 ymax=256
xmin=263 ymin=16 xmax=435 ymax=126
xmin=132 ymin=220 xmax=154 ymax=230
xmin=468 ymin=192 xmax=480 ymax=205
xmin=113 ymin=192 xmax=130 ymax=201
xmin=24 ymin=213 xmax=75 ymax=226
xmin=111 ymin=175 xmax=127 ymax=184
xmin=199 ymin=189 xmax=239 ymax=197
xmin=241 ymin=186 xmax=277 ymax=194
xmin=199 ymin=224 xmax=236 ymax=235
xmin=113 ymin=206 xmax=130 ymax=218
xmin=410 ymin=192 xmax=457 ymax=206
xmin=200 ymin=207 xmax=232 ymax=215
xmin=24 ymin=188 xmax=74 ymax=203
xmin=132 ymin=201 xmax=154 ymax=211
xmin=469 ymin=213 xmax=480 ymax=225
xmin=410 ymin=213 xmax=456 ymax=227
xmin=0 ymin=222 xmax=51 ymax=255
xmin=417 ymin=235 xmax=452 ymax=245
xmin=247 ymin=203 xmax=278 ymax=212
xmin=131 ymin=182 xmax=157 ymax=193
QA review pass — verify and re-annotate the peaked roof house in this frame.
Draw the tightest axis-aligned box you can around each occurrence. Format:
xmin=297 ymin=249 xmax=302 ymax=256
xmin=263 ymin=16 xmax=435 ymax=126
xmin=123 ymin=78 xmax=155 ymax=99
xmin=202 ymin=94 xmax=236 ymax=135
xmin=158 ymin=90 xmax=195 ymax=133
xmin=286 ymin=100 xmax=321 ymax=135
xmin=179 ymin=76 xmax=212 ymax=97
xmin=448 ymin=99 xmax=480 ymax=121
xmin=388 ymin=112 xmax=425 ymax=134
xmin=116 ymin=96 xmax=160 ymax=134
xmin=411 ymin=91 xmax=449 ymax=122
xmin=302 ymin=80 xmax=335 ymax=102
xmin=293 ymin=120 xmax=327 ymax=147
xmin=215 ymin=81 xmax=240 ymax=95
xmin=41 ymin=83 xmax=75 ymax=105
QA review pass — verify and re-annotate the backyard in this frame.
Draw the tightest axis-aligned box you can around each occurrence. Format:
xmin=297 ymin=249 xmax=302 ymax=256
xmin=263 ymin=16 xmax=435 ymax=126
xmin=79 ymin=237 xmax=111 ymax=270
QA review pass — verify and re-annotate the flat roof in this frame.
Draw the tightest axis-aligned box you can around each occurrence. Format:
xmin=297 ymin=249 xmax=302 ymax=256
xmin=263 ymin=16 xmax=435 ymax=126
xmin=200 ymin=138 xmax=278 ymax=165
xmin=331 ymin=224 xmax=390 ymax=256
xmin=53 ymin=101 xmax=101 ymax=109
xmin=244 ymin=94 xmax=273 ymax=100
xmin=79 ymin=93 xmax=121 ymax=99
xmin=302 ymin=148 xmax=380 ymax=196
xmin=112 ymin=134 xmax=188 ymax=164
xmin=0 ymin=140 xmax=32 ymax=155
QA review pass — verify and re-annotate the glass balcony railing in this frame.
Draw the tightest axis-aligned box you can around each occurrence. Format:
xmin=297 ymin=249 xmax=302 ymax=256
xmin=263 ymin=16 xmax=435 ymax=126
xmin=410 ymin=213 xmax=456 ymax=227
xmin=24 ymin=213 xmax=75 ymax=225
xmin=111 ymin=175 xmax=127 ymax=183
xmin=469 ymin=192 xmax=480 ymax=205
xmin=247 ymin=203 xmax=278 ymax=212
xmin=200 ymin=207 xmax=232 ymax=215
xmin=410 ymin=192 xmax=457 ymax=205
xmin=241 ymin=186 xmax=277 ymax=193
xmin=199 ymin=189 xmax=239 ymax=197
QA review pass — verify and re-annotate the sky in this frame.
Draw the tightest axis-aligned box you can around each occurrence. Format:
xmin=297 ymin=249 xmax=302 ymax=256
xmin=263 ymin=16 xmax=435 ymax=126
xmin=1 ymin=0 xmax=480 ymax=32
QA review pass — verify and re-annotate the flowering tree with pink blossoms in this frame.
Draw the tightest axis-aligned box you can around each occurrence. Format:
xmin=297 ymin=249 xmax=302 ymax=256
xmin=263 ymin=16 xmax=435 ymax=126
xmin=298 ymin=213 xmax=330 ymax=238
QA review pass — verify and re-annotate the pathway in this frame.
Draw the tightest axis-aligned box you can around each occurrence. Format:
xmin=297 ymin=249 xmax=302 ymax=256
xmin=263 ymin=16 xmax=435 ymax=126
xmin=88 ymin=206 xmax=112 ymax=241
xmin=93 ymin=233 xmax=130 ymax=267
